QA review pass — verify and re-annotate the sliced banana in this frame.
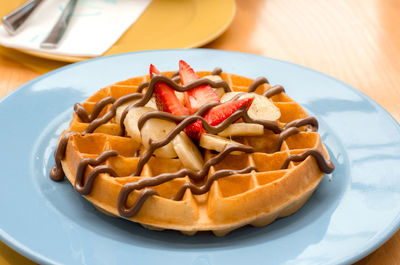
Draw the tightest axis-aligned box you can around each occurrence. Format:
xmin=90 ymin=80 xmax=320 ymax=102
xmin=172 ymin=131 xmax=204 ymax=171
xmin=245 ymin=92 xmax=281 ymax=121
xmin=204 ymin=75 xmax=225 ymax=98
xmin=221 ymin=92 xmax=281 ymax=121
xmin=220 ymin=92 xmax=240 ymax=103
xmin=199 ymin=133 xmax=245 ymax=155
xmin=124 ymin=106 xmax=155 ymax=143
xmin=115 ymin=97 xmax=157 ymax=124
xmin=116 ymin=101 xmax=132 ymax=124
xmin=218 ymin=123 xmax=264 ymax=137
xmin=145 ymin=97 xmax=157 ymax=109
xmin=140 ymin=116 xmax=177 ymax=158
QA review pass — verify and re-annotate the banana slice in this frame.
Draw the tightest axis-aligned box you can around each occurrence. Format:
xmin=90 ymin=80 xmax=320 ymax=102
xmin=221 ymin=92 xmax=281 ymax=121
xmin=199 ymin=133 xmax=245 ymax=155
xmin=204 ymin=75 xmax=225 ymax=98
xmin=245 ymin=93 xmax=281 ymax=121
xmin=116 ymin=102 xmax=132 ymax=124
xmin=144 ymin=97 xmax=157 ymax=109
xmin=116 ymin=97 xmax=157 ymax=124
xmin=140 ymin=116 xmax=177 ymax=158
xmin=173 ymin=131 xmax=204 ymax=171
xmin=218 ymin=123 xmax=264 ymax=137
xmin=124 ymin=106 xmax=155 ymax=143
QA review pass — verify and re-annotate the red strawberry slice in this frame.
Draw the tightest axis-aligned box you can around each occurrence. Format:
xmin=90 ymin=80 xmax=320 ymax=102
xmin=205 ymin=97 xmax=253 ymax=125
xmin=179 ymin=60 xmax=220 ymax=113
xmin=185 ymin=97 xmax=254 ymax=139
xmin=150 ymin=64 xmax=189 ymax=116
xmin=184 ymin=120 xmax=204 ymax=140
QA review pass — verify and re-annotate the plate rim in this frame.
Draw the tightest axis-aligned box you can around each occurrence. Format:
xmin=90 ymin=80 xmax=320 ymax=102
xmin=1 ymin=48 xmax=400 ymax=265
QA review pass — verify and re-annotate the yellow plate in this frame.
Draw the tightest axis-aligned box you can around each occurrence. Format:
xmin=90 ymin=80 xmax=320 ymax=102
xmin=0 ymin=0 xmax=236 ymax=63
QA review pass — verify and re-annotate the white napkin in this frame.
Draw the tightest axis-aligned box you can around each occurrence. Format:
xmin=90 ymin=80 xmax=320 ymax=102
xmin=0 ymin=0 xmax=152 ymax=57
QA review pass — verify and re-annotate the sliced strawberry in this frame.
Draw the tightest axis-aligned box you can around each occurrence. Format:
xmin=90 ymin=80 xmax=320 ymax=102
xmin=179 ymin=60 xmax=201 ymax=84
xmin=185 ymin=97 xmax=254 ymax=139
xmin=185 ymin=120 xmax=204 ymax=140
xmin=204 ymin=97 xmax=253 ymax=125
xmin=150 ymin=64 xmax=189 ymax=116
xmin=179 ymin=60 xmax=220 ymax=113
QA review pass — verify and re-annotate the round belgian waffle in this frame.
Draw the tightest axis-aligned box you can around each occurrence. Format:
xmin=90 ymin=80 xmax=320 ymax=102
xmin=54 ymin=70 xmax=333 ymax=236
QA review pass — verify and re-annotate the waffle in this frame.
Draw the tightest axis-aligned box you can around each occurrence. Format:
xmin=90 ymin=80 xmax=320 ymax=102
xmin=53 ymin=70 xmax=334 ymax=236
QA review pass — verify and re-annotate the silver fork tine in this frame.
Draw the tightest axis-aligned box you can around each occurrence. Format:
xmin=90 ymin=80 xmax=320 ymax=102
xmin=40 ymin=0 xmax=78 ymax=49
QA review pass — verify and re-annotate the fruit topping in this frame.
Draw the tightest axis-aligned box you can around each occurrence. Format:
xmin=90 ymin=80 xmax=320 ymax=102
xmin=199 ymin=133 xmax=247 ymax=155
xmin=150 ymin=64 xmax=189 ymax=116
xmin=218 ymin=123 xmax=264 ymax=137
xmin=184 ymin=97 xmax=254 ymax=140
xmin=124 ymin=106 xmax=155 ymax=144
xmin=204 ymin=97 xmax=253 ymax=126
xmin=203 ymin=75 xmax=225 ymax=98
xmin=221 ymin=92 xmax=281 ymax=121
xmin=116 ymin=98 xmax=157 ymax=124
xmin=140 ymin=115 xmax=177 ymax=158
xmin=179 ymin=60 xmax=220 ymax=113
xmin=173 ymin=131 xmax=204 ymax=171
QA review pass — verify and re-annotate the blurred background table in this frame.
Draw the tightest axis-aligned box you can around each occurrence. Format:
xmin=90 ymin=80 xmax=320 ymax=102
xmin=1 ymin=0 xmax=400 ymax=264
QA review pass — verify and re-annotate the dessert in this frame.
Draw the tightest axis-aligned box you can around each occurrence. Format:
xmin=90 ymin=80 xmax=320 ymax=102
xmin=50 ymin=60 xmax=334 ymax=236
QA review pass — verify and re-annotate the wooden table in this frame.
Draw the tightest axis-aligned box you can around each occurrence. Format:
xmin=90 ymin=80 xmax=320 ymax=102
xmin=1 ymin=0 xmax=400 ymax=264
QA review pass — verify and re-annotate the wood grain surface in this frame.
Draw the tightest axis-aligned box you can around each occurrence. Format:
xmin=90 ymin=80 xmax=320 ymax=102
xmin=1 ymin=0 xmax=400 ymax=264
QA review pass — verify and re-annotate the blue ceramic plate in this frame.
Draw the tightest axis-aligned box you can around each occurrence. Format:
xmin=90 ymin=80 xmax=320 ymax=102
xmin=1 ymin=50 xmax=400 ymax=265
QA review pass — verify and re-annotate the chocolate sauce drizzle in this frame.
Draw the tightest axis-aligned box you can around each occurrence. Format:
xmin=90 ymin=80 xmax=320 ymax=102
xmin=247 ymin=77 xmax=270 ymax=93
xmin=276 ymin=127 xmax=301 ymax=152
xmin=50 ymin=131 xmax=78 ymax=181
xmin=119 ymin=168 xmax=257 ymax=218
xmin=263 ymin=85 xmax=285 ymax=98
xmin=50 ymin=136 xmax=120 ymax=193
xmin=284 ymin=116 xmax=319 ymax=132
xmin=75 ymin=150 xmax=119 ymax=195
xmin=118 ymin=144 xmax=255 ymax=217
xmin=84 ymin=93 xmax=143 ymax=134
xmin=136 ymin=82 xmax=150 ymax=94
xmin=74 ymin=96 xmax=116 ymax=123
xmin=172 ymin=166 xmax=256 ymax=201
xmin=211 ymin=67 xmax=223 ymax=75
xmin=280 ymin=148 xmax=335 ymax=173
